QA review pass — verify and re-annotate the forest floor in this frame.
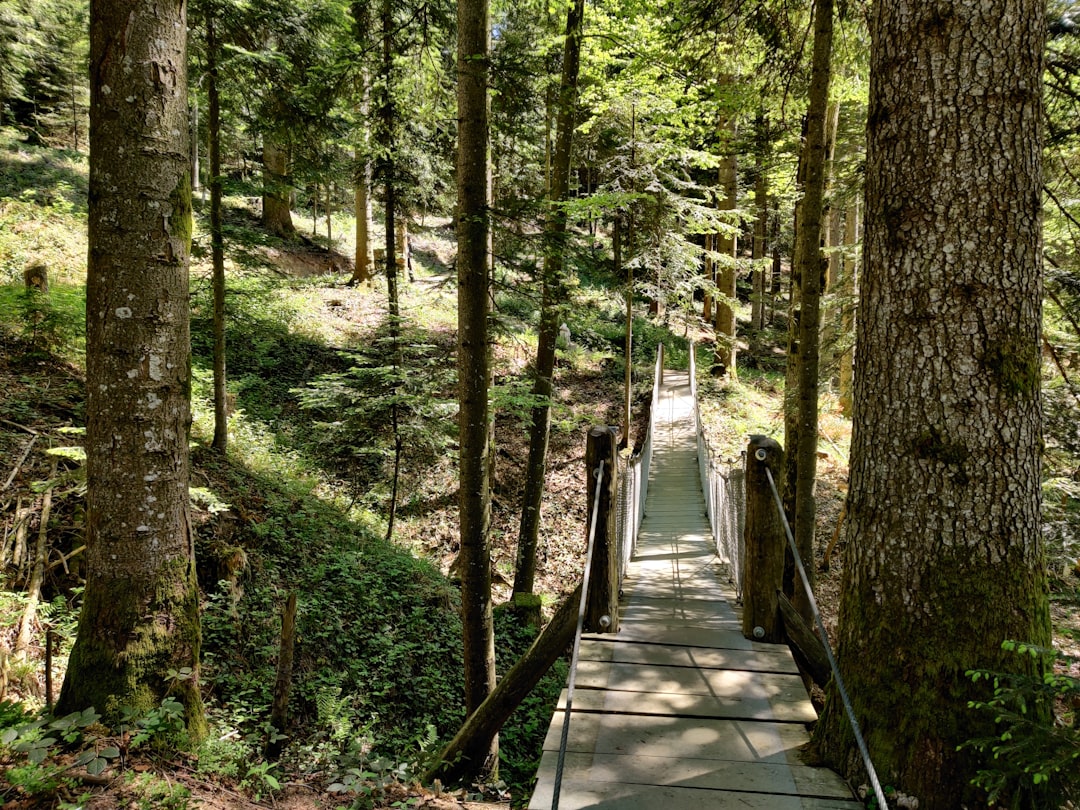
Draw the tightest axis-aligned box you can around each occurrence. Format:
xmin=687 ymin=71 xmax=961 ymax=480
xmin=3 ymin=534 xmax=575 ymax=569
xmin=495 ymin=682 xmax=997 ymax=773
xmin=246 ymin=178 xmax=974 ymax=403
xmin=2 ymin=128 xmax=1079 ymax=809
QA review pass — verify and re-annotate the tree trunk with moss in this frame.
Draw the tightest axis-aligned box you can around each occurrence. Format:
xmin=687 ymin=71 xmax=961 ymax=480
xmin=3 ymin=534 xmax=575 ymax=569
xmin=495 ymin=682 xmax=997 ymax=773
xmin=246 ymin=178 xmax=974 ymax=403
xmin=812 ymin=1 xmax=1049 ymax=806
xmin=58 ymin=0 xmax=205 ymax=739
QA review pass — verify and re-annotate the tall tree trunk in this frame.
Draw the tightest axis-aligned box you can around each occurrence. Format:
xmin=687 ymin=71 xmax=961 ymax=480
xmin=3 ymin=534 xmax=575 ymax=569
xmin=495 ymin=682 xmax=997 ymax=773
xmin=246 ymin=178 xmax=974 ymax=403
xmin=208 ymin=12 xmax=227 ymax=454
xmin=783 ymin=0 xmax=833 ymax=621
xmin=456 ymin=0 xmax=497 ymax=778
xmin=618 ymin=217 xmax=632 ymax=446
xmin=751 ymin=114 xmax=769 ymax=332
xmin=702 ymin=233 xmax=713 ymax=324
xmin=353 ymin=148 xmax=374 ymax=284
xmin=813 ymin=2 xmax=1049 ymax=806
xmin=262 ymin=136 xmax=294 ymax=236
xmin=713 ymin=116 xmax=737 ymax=377
xmin=58 ymin=0 xmax=206 ymax=739
xmin=380 ymin=0 xmax=398 ymax=325
xmin=513 ymin=0 xmax=586 ymax=597
xmin=838 ymin=200 xmax=858 ymax=417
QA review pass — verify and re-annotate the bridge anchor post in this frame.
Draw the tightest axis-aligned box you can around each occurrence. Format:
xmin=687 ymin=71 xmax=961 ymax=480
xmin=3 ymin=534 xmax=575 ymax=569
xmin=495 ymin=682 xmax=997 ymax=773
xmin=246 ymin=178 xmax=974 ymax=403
xmin=585 ymin=425 xmax=619 ymax=633
xmin=743 ymin=435 xmax=785 ymax=642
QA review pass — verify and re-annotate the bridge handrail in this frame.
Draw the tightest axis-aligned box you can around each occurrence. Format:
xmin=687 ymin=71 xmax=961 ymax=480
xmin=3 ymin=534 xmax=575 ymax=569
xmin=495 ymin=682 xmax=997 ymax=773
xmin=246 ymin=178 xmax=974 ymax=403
xmin=689 ymin=341 xmax=746 ymax=599
xmin=614 ymin=343 xmax=663 ymax=590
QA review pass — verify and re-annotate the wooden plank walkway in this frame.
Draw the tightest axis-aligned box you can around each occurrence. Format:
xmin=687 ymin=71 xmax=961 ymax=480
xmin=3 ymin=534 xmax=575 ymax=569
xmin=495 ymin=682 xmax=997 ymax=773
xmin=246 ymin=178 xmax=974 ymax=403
xmin=528 ymin=370 xmax=859 ymax=809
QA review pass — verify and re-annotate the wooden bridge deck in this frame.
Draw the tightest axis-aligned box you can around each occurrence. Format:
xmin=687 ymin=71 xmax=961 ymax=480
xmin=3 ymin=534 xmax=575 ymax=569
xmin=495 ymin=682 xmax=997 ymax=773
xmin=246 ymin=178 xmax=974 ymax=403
xmin=527 ymin=370 xmax=859 ymax=809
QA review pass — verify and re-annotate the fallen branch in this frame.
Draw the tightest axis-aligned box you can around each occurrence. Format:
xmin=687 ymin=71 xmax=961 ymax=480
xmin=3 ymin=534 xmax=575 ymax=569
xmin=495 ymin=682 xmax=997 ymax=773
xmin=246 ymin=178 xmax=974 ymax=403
xmin=425 ymin=582 xmax=582 ymax=784
xmin=3 ymin=434 xmax=38 ymax=492
xmin=777 ymin=590 xmax=831 ymax=689
xmin=16 ymin=459 xmax=58 ymax=656
xmin=45 ymin=544 xmax=86 ymax=574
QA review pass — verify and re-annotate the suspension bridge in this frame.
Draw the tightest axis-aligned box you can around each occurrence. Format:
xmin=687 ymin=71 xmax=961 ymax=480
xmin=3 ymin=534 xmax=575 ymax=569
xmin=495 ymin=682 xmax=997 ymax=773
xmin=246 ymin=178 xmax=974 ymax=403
xmin=527 ymin=355 xmax=863 ymax=809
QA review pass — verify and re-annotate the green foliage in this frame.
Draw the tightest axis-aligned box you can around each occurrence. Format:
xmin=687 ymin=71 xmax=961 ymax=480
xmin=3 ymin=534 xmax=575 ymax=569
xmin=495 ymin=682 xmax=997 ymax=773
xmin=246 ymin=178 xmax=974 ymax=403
xmin=493 ymin=607 xmax=570 ymax=798
xmin=123 ymin=771 xmax=191 ymax=810
xmin=119 ymin=695 xmax=188 ymax=750
xmin=0 ymin=707 xmax=120 ymax=802
xmin=326 ymin=722 xmax=441 ymax=809
xmin=0 ymin=283 xmax=85 ymax=359
xmin=962 ymin=641 xmax=1080 ymax=808
xmin=294 ymin=322 xmax=457 ymax=492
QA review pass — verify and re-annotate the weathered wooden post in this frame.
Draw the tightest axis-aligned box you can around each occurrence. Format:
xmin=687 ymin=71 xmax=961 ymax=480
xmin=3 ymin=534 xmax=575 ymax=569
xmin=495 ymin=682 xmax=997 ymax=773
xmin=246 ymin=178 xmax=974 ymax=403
xmin=742 ymin=435 xmax=785 ymax=642
xmin=584 ymin=425 xmax=619 ymax=633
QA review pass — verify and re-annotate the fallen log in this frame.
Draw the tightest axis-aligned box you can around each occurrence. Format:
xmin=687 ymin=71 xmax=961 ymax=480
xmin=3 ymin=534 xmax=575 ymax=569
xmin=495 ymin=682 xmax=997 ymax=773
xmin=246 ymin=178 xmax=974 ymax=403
xmin=425 ymin=582 xmax=582 ymax=784
xmin=777 ymin=590 xmax=831 ymax=689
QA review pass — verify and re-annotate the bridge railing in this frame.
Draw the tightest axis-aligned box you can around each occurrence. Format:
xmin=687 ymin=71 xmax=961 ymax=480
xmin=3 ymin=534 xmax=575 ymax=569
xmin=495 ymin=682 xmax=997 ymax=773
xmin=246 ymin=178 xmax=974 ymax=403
xmin=689 ymin=341 xmax=746 ymax=600
xmin=614 ymin=343 xmax=663 ymax=590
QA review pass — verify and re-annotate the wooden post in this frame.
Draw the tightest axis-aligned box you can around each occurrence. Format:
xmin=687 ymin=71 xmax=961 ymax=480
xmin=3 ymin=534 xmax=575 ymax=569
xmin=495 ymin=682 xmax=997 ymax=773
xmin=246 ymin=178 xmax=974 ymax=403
xmin=743 ymin=435 xmax=785 ymax=642
xmin=584 ymin=426 xmax=619 ymax=633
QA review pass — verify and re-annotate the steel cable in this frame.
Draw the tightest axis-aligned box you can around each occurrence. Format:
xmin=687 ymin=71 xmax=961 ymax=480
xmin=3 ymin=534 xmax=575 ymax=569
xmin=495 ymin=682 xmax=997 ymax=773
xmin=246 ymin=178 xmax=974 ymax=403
xmin=761 ymin=462 xmax=889 ymax=810
xmin=551 ymin=460 xmax=606 ymax=810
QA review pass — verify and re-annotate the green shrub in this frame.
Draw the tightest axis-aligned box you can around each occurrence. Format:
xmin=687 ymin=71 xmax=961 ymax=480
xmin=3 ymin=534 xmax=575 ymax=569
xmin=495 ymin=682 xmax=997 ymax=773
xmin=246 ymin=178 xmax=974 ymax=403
xmin=962 ymin=641 xmax=1080 ymax=808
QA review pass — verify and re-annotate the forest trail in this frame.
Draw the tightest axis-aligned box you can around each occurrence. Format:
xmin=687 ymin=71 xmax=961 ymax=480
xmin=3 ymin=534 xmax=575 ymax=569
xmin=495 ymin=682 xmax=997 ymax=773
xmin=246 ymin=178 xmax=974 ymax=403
xmin=527 ymin=370 xmax=859 ymax=809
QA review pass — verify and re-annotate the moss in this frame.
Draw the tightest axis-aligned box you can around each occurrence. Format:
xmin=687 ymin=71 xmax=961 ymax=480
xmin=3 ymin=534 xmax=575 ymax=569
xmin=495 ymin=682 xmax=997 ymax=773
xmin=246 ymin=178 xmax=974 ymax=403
xmin=57 ymin=555 xmax=206 ymax=742
xmin=169 ymin=170 xmax=193 ymax=251
xmin=912 ymin=426 xmax=969 ymax=467
xmin=984 ymin=334 xmax=1040 ymax=399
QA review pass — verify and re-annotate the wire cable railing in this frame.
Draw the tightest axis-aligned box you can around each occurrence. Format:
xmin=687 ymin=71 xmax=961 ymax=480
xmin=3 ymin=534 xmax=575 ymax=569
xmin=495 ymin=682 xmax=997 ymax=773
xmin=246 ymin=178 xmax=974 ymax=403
xmin=551 ymin=460 xmax=606 ymax=810
xmin=688 ymin=342 xmax=746 ymax=599
xmin=614 ymin=344 xmax=663 ymax=591
xmin=757 ymin=458 xmax=889 ymax=810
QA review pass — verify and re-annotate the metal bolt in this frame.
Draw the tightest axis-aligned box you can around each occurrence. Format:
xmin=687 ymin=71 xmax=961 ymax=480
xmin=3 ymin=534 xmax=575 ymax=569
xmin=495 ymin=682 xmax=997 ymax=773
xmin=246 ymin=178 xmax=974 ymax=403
xmin=753 ymin=626 xmax=765 ymax=639
xmin=755 ymin=448 xmax=767 ymax=462
xmin=599 ymin=615 xmax=612 ymax=629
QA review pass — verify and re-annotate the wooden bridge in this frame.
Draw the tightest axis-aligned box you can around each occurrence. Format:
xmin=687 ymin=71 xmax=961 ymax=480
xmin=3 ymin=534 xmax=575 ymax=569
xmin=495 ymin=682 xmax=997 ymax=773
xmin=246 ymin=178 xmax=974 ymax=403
xmin=527 ymin=369 xmax=860 ymax=809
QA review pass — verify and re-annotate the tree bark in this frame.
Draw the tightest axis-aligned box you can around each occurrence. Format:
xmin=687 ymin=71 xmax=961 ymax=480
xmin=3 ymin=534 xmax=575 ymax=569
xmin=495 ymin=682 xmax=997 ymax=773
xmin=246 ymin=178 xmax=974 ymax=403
xmin=837 ymin=200 xmax=858 ymax=417
xmin=512 ymin=0 xmax=585 ymax=598
xmin=713 ymin=116 xmax=737 ymax=377
xmin=813 ymin=1 xmax=1049 ymax=805
xmin=58 ymin=0 xmax=206 ymax=739
xmin=784 ymin=0 xmax=833 ymax=623
xmin=751 ymin=114 xmax=769 ymax=332
xmin=261 ymin=136 xmax=294 ymax=236
xmin=208 ymin=12 xmax=227 ymax=454
xmin=456 ymin=0 xmax=497 ymax=779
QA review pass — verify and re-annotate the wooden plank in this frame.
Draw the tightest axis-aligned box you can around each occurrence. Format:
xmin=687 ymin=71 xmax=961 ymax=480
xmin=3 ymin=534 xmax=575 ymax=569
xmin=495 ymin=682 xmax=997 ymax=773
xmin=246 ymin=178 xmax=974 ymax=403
xmin=529 ymin=776 xmax=859 ymax=810
xmin=542 ymin=712 xmax=814 ymax=762
xmin=532 ymin=751 xmax=855 ymax=800
xmin=577 ymin=638 xmax=800 ymax=674
xmin=554 ymin=686 xmax=817 ymax=724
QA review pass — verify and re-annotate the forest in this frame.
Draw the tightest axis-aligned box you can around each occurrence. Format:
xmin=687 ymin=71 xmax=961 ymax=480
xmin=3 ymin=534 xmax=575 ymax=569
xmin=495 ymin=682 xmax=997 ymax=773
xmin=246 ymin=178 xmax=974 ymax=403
xmin=1 ymin=0 xmax=1080 ymax=807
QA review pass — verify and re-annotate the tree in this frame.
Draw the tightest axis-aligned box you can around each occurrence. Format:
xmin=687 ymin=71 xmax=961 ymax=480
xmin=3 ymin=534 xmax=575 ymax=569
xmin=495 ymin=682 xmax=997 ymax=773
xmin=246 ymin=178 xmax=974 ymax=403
xmin=456 ymin=0 xmax=498 ymax=778
xmin=205 ymin=2 xmax=228 ymax=453
xmin=813 ymin=0 xmax=1049 ymax=805
xmin=512 ymin=0 xmax=586 ymax=599
xmin=57 ymin=0 xmax=206 ymax=737
xmin=783 ymin=0 xmax=833 ymax=621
